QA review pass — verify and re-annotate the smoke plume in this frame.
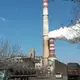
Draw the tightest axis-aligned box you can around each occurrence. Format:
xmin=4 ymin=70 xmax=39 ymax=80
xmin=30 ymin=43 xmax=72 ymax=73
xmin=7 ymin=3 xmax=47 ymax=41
xmin=48 ymin=23 xmax=80 ymax=43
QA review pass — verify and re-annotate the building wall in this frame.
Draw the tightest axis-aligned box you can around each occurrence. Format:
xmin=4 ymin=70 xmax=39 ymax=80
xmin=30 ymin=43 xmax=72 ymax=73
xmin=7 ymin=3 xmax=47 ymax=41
xmin=35 ymin=56 xmax=43 ymax=69
xmin=22 ymin=58 xmax=35 ymax=67
xmin=54 ymin=60 xmax=67 ymax=76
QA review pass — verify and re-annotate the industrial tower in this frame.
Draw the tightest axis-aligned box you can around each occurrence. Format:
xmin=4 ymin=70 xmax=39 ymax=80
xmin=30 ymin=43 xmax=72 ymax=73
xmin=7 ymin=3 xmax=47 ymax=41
xmin=43 ymin=0 xmax=57 ymax=67
xmin=43 ymin=0 xmax=49 ymax=67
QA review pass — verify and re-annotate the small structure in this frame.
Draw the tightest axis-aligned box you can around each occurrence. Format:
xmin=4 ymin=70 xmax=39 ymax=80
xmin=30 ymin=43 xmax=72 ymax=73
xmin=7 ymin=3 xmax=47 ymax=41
xmin=35 ymin=56 xmax=43 ymax=69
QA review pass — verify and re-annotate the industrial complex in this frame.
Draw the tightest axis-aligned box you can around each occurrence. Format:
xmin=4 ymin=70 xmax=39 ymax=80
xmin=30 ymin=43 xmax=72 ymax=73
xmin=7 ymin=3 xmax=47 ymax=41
xmin=0 ymin=0 xmax=80 ymax=80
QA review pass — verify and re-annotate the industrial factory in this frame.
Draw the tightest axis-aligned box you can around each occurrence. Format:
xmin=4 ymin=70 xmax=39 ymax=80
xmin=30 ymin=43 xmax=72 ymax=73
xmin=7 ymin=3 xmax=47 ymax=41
xmin=0 ymin=0 xmax=80 ymax=80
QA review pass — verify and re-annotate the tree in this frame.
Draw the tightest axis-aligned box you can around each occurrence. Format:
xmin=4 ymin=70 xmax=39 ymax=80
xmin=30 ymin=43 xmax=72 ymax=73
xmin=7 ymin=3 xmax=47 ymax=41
xmin=0 ymin=40 xmax=23 ymax=60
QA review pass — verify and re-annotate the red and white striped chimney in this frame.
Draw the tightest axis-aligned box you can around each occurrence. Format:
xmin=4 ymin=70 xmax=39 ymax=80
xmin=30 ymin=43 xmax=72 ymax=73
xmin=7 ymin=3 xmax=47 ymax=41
xmin=48 ymin=38 xmax=57 ymax=59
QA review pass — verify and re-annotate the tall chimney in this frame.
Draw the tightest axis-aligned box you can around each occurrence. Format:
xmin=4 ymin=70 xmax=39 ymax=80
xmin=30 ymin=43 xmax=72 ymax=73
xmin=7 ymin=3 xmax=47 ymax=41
xmin=43 ymin=0 xmax=49 ymax=67
xmin=48 ymin=38 xmax=57 ymax=65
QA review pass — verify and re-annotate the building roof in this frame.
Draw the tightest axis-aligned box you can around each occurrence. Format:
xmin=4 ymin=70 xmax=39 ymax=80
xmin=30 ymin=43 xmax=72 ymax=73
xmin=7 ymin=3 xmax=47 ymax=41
xmin=21 ymin=57 xmax=40 ymax=63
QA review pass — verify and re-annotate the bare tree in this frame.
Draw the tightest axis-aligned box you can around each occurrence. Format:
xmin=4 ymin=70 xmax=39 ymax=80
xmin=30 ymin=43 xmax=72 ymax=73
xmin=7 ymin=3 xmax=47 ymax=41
xmin=10 ymin=44 xmax=23 ymax=57
xmin=0 ymin=40 xmax=23 ymax=59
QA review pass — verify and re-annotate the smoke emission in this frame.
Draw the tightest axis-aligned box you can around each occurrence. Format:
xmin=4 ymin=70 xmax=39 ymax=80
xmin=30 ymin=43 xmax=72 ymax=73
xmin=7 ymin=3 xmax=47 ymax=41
xmin=48 ymin=23 xmax=80 ymax=43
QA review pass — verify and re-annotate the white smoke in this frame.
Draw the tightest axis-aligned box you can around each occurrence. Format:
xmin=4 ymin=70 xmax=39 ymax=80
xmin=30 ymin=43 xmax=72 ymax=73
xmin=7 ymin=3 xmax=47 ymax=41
xmin=48 ymin=23 xmax=80 ymax=43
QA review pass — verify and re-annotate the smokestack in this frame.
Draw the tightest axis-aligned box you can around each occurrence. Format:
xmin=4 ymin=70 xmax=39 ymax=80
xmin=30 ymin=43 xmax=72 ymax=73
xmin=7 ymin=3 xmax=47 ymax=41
xmin=43 ymin=0 xmax=49 ymax=67
xmin=48 ymin=38 xmax=57 ymax=65
xmin=48 ymin=38 xmax=57 ymax=59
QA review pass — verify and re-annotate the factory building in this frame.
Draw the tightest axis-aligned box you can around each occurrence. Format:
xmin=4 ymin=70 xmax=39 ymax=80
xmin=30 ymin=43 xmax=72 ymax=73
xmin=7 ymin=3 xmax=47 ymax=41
xmin=35 ymin=56 xmax=43 ymax=69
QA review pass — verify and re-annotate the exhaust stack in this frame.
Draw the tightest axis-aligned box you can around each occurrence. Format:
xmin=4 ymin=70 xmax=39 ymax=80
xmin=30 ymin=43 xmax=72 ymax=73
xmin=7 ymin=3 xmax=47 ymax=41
xmin=48 ymin=38 xmax=57 ymax=65
xmin=43 ymin=0 xmax=49 ymax=67
xmin=49 ymin=38 xmax=56 ymax=58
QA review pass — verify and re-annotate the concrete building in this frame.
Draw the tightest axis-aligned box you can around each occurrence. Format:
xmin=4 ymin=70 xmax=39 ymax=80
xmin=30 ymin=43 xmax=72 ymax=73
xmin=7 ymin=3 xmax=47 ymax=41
xmin=35 ymin=56 xmax=43 ymax=69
